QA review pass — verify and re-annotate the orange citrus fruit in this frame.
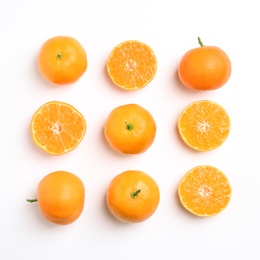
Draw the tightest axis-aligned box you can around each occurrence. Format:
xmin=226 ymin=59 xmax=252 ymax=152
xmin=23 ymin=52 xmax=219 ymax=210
xmin=30 ymin=101 xmax=86 ymax=156
xmin=37 ymin=36 xmax=87 ymax=85
xmin=178 ymin=100 xmax=230 ymax=151
xmin=178 ymin=37 xmax=231 ymax=90
xmin=104 ymin=104 xmax=156 ymax=154
xmin=178 ymin=165 xmax=232 ymax=217
xmin=27 ymin=171 xmax=85 ymax=225
xmin=106 ymin=40 xmax=157 ymax=90
xmin=106 ymin=170 xmax=160 ymax=223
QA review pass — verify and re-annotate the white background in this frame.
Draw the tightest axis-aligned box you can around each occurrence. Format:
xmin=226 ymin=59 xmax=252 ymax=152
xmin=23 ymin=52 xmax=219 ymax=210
xmin=1 ymin=1 xmax=260 ymax=259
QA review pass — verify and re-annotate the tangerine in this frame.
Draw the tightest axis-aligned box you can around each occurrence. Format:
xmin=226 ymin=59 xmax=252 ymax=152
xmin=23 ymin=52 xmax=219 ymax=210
xmin=27 ymin=171 xmax=85 ymax=225
xmin=178 ymin=37 xmax=231 ymax=90
xmin=106 ymin=170 xmax=160 ymax=223
xmin=178 ymin=100 xmax=230 ymax=151
xmin=104 ymin=104 xmax=156 ymax=154
xmin=178 ymin=165 xmax=232 ymax=217
xmin=37 ymin=36 xmax=87 ymax=85
xmin=106 ymin=40 xmax=157 ymax=90
xmin=30 ymin=101 xmax=86 ymax=156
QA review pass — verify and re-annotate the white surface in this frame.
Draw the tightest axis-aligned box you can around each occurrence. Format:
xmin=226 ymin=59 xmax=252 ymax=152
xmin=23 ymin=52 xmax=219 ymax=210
xmin=1 ymin=1 xmax=260 ymax=259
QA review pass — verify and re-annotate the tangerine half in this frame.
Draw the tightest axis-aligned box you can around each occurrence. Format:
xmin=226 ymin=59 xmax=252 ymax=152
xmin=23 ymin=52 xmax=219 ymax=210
xmin=30 ymin=101 xmax=86 ymax=156
xmin=178 ymin=165 xmax=232 ymax=217
xmin=178 ymin=100 xmax=230 ymax=151
xmin=106 ymin=40 xmax=157 ymax=90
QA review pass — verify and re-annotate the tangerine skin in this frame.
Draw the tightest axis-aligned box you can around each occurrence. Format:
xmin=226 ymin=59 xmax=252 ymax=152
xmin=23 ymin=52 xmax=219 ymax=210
xmin=37 ymin=171 xmax=85 ymax=225
xmin=178 ymin=44 xmax=231 ymax=90
xmin=106 ymin=170 xmax=160 ymax=223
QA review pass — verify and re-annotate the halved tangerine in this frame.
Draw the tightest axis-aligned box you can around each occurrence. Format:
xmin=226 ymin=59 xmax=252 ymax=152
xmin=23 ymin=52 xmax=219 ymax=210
xmin=30 ymin=101 xmax=86 ymax=155
xmin=178 ymin=100 xmax=230 ymax=151
xmin=178 ymin=165 xmax=232 ymax=217
xmin=106 ymin=40 xmax=157 ymax=90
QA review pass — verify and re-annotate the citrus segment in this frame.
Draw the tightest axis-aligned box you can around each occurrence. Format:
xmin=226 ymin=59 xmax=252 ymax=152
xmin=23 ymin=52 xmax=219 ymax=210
xmin=178 ymin=100 xmax=230 ymax=151
xmin=178 ymin=37 xmax=231 ymax=90
xmin=31 ymin=101 xmax=86 ymax=155
xmin=106 ymin=40 xmax=157 ymax=90
xmin=178 ymin=165 xmax=232 ymax=217
xmin=106 ymin=170 xmax=160 ymax=223
xmin=104 ymin=104 xmax=156 ymax=154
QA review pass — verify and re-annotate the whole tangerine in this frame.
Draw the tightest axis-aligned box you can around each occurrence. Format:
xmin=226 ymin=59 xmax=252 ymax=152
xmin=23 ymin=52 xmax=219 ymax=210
xmin=106 ymin=170 xmax=160 ymax=223
xmin=178 ymin=37 xmax=231 ymax=90
xmin=104 ymin=104 xmax=156 ymax=154
xmin=37 ymin=36 xmax=87 ymax=85
xmin=27 ymin=171 xmax=85 ymax=225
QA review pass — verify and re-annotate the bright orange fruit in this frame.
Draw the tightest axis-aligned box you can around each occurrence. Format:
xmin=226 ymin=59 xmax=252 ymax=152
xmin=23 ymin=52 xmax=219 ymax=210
xmin=106 ymin=170 xmax=160 ymax=223
xmin=178 ymin=100 xmax=230 ymax=151
xmin=104 ymin=104 xmax=156 ymax=154
xmin=37 ymin=36 xmax=87 ymax=85
xmin=27 ymin=171 xmax=85 ymax=225
xmin=30 ymin=101 xmax=86 ymax=156
xmin=178 ymin=165 xmax=232 ymax=217
xmin=178 ymin=37 xmax=231 ymax=90
xmin=106 ymin=40 xmax=157 ymax=90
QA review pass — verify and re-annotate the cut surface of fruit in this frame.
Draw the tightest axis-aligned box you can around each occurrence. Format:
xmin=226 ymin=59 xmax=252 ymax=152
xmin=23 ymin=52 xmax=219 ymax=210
xmin=104 ymin=104 xmax=156 ymax=154
xmin=106 ymin=170 xmax=160 ymax=223
xmin=106 ymin=40 xmax=157 ymax=90
xmin=31 ymin=101 xmax=86 ymax=155
xmin=178 ymin=100 xmax=230 ymax=151
xmin=178 ymin=165 xmax=232 ymax=217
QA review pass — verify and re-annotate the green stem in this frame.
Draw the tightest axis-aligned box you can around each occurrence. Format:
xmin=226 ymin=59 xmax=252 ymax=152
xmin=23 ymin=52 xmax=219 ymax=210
xmin=57 ymin=52 xmax=62 ymax=59
xmin=198 ymin=37 xmax=204 ymax=47
xmin=131 ymin=189 xmax=141 ymax=198
xmin=27 ymin=199 xmax=38 ymax=203
xmin=125 ymin=122 xmax=134 ymax=131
